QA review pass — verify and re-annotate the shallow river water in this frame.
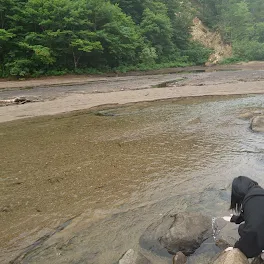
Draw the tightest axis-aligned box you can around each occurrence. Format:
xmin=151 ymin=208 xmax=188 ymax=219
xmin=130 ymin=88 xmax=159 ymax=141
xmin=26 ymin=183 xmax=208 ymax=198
xmin=1 ymin=95 xmax=264 ymax=263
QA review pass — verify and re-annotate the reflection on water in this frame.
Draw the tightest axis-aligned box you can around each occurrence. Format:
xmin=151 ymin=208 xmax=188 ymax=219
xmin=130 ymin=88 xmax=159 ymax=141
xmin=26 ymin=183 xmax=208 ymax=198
xmin=1 ymin=95 xmax=264 ymax=263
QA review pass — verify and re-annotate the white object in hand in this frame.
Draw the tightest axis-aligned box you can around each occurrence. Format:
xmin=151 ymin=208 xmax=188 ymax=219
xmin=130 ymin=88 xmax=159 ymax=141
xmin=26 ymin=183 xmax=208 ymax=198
xmin=223 ymin=216 xmax=232 ymax=222
xmin=225 ymin=247 xmax=233 ymax=252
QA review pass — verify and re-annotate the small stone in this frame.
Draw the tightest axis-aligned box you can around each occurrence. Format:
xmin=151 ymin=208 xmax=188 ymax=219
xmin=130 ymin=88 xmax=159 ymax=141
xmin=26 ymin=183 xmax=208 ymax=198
xmin=239 ymin=112 xmax=255 ymax=120
xmin=251 ymin=116 xmax=264 ymax=133
xmin=0 ymin=205 xmax=11 ymax=213
xmin=14 ymin=97 xmax=27 ymax=103
xmin=188 ymin=117 xmax=201 ymax=124
xmin=173 ymin=251 xmax=187 ymax=264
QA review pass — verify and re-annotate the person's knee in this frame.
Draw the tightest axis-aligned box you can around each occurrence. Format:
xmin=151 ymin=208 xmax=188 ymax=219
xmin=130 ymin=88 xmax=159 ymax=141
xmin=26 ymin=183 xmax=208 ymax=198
xmin=238 ymin=223 xmax=245 ymax=236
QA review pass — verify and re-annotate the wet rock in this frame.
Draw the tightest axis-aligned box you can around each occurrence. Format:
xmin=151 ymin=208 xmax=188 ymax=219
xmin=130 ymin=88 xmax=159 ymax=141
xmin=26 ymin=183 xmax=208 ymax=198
xmin=0 ymin=205 xmax=12 ymax=213
xmin=14 ymin=97 xmax=31 ymax=104
xmin=214 ymin=217 xmax=239 ymax=249
xmin=160 ymin=213 xmax=212 ymax=255
xmin=0 ymin=99 xmax=14 ymax=105
xmin=94 ymin=111 xmax=116 ymax=117
xmin=173 ymin=251 xmax=187 ymax=264
xmin=238 ymin=109 xmax=264 ymax=120
xmin=212 ymin=248 xmax=249 ymax=264
xmin=187 ymin=237 xmax=222 ymax=264
xmin=119 ymin=249 xmax=151 ymax=264
xmin=139 ymin=212 xmax=211 ymax=256
xmin=253 ymin=110 xmax=264 ymax=115
xmin=251 ymin=255 xmax=264 ymax=264
xmin=188 ymin=117 xmax=201 ymax=125
xmin=239 ymin=112 xmax=255 ymax=120
xmin=251 ymin=116 xmax=264 ymax=133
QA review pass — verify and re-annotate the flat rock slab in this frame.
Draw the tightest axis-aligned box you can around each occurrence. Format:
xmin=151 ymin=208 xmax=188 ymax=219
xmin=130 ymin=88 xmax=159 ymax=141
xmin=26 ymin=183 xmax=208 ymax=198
xmin=213 ymin=218 xmax=239 ymax=249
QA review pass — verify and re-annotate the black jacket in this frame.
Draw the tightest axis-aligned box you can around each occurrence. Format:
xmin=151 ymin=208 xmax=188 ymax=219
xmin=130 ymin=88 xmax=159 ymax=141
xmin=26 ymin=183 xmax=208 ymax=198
xmin=231 ymin=186 xmax=264 ymax=258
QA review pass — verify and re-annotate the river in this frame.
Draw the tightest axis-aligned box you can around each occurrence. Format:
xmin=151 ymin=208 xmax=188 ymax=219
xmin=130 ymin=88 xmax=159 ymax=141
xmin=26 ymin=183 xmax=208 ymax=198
xmin=1 ymin=94 xmax=264 ymax=263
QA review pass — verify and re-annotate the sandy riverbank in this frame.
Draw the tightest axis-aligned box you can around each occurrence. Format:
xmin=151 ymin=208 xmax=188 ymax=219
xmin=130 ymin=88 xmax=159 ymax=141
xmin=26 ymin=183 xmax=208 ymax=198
xmin=1 ymin=62 xmax=264 ymax=123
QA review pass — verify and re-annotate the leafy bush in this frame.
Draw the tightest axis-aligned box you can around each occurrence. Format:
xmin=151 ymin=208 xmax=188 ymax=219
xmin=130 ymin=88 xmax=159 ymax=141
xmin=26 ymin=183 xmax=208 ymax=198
xmin=219 ymin=56 xmax=245 ymax=65
xmin=233 ymin=41 xmax=264 ymax=61
xmin=139 ymin=47 xmax=158 ymax=65
xmin=182 ymin=42 xmax=213 ymax=65
xmin=5 ymin=59 xmax=33 ymax=77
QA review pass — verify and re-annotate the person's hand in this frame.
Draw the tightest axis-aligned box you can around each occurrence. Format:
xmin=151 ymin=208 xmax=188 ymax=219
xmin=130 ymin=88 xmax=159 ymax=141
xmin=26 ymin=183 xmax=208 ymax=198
xmin=225 ymin=247 xmax=233 ymax=252
xmin=222 ymin=214 xmax=233 ymax=222
xmin=223 ymin=216 xmax=231 ymax=222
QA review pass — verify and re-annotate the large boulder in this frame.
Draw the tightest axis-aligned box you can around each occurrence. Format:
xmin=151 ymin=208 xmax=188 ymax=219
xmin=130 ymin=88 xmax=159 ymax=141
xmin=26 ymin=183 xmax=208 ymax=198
xmin=212 ymin=249 xmax=249 ymax=264
xmin=213 ymin=217 xmax=239 ymax=249
xmin=139 ymin=212 xmax=211 ymax=256
xmin=119 ymin=249 xmax=151 ymax=264
xmin=251 ymin=116 xmax=264 ymax=133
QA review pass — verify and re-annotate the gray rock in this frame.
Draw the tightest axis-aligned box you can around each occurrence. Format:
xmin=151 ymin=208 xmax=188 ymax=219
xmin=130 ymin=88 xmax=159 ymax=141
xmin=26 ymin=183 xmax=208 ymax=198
xmin=119 ymin=249 xmax=151 ymax=264
xmin=239 ymin=112 xmax=255 ymax=120
xmin=238 ymin=109 xmax=264 ymax=120
xmin=187 ymin=237 xmax=222 ymax=264
xmin=14 ymin=97 xmax=31 ymax=104
xmin=173 ymin=251 xmax=187 ymax=264
xmin=140 ymin=212 xmax=211 ymax=256
xmin=251 ymin=256 xmax=264 ymax=264
xmin=251 ymin=116 xmax=264 ymax=132
xmin=212 ymin=248 xmax=249 ymax=264
xmin=188 ymin=117 xmax=201 ymax=125
xmin=213 ymin=217 xmax=239 ymax=249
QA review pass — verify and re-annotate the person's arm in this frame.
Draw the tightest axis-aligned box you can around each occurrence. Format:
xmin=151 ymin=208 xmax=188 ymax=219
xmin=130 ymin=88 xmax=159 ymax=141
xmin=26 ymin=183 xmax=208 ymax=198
xmin=230 ymin=214 xmax=244 ymax=224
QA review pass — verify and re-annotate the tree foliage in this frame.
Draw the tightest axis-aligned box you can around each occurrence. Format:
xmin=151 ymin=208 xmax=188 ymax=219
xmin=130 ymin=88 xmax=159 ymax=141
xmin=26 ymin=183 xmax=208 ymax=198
xmin=0 ymin=0 xmax=234 ymax=77
xmin=196 ymin=0 xmax=264 ymax=61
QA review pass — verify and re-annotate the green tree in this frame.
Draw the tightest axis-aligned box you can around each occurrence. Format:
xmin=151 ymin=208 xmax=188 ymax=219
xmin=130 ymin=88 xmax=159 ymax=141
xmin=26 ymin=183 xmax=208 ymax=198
xmin=140 ymin=2 xmax=173 ymax=58
xmin=219 ymin=1 xmax=254 ymax=42
xmin=111 ymin=0 xmax=146 ymax=24
xmin=89 ymin=0 xmax=143 ymax=67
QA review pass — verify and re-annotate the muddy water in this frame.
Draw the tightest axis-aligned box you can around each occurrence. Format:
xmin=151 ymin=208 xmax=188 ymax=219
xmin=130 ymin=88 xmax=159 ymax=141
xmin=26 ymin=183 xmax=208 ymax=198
xmin=1 ymin=95 xmax=264 ymax=263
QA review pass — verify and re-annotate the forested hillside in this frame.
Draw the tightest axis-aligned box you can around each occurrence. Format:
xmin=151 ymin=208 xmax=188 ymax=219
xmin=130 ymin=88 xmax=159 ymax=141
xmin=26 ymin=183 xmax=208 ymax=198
xmin=0 ymin=0 xmax=263 ymax=77
xmin=196 ymin=0 xmax=264 ymax=62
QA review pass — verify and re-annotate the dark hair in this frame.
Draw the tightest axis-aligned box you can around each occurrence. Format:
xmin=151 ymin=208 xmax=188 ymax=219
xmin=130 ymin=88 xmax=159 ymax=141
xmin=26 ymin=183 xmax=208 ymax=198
xmin=230 ymin=176 xmax=258 ymax=212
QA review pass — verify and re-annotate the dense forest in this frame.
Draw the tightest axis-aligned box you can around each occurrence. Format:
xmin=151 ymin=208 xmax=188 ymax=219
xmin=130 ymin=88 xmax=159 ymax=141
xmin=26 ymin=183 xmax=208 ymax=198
xmin=197 ymin=0 xmax=264 ymax=62
xmin=0 ymin=0 xmax=263 ymax=77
